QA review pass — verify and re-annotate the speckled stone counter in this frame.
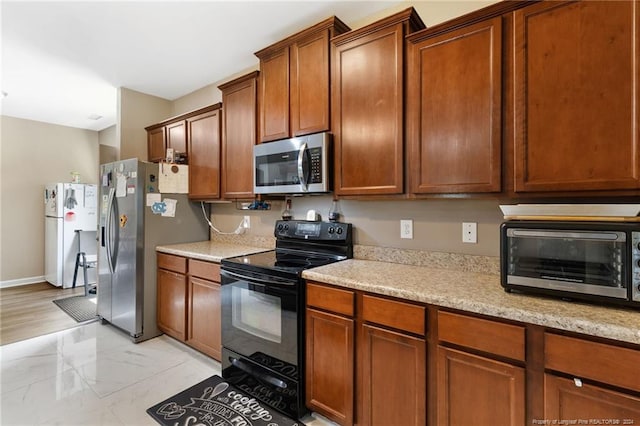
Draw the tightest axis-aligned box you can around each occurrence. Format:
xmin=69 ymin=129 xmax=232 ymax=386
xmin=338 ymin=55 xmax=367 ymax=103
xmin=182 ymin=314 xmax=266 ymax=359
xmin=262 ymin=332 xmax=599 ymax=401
xmin=156 ymin=240 xmax=269 ymax=263
xmin=302 ymin=259 xmax=640 ymax=345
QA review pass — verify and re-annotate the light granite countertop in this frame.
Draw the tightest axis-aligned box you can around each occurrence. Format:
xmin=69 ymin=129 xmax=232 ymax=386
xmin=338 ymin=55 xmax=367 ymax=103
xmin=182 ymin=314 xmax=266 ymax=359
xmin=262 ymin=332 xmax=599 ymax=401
xmin=302 ymin=259 xmax=640 ymax=346
xmin=156 ymin=240 xmax=639 ymax=346
xmin=156 ymin=240 xmax=269 ymax=263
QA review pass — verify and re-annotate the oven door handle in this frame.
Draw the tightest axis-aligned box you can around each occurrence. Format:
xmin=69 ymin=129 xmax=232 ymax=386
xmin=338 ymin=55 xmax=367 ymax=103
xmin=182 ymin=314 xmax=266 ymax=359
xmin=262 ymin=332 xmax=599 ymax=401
xmin=220 ymin=269 xmax=296 ymax=287
xmin=229 ymin=356 xmax=288 ymax=389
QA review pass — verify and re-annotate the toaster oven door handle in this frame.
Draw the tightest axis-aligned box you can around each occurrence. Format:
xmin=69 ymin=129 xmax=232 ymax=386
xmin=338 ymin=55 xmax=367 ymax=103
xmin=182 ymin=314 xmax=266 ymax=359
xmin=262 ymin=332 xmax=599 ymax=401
xmin=297 ymin=142 xmax=308 ymax=192
xmin=508 ymin=229 xmax=624 ymax=241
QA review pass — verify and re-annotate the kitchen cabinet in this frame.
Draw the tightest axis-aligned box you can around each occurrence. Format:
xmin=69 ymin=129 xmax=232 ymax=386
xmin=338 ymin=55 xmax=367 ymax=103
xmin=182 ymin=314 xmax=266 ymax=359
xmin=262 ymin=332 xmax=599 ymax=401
xmin=305 ymin=282 xmax=426 ymax=426
xmin=436 ymin=311 xmax=526 ymax=426
xmin=146 ymin=120 xmax=187 ymax=164
xmin=147 ymin=126 xmax=166 ymax=163
xmin=256 ymin=17 xmax=349 ymax=143
xmin=157 ymin=253 xmax=188 ymax=341
xmin=218 ymin=72 xmax=258 ymax=199
xmin=187 ymin=104 xmax=222 ymax=200
xmin=156 ymin=253 xmax=222 ymax=360
xmin=306 ymin=283 xmax=355 ymax=426
xmin=360 ymin=295 xmax=426 ymax=426
xmin=187 ymin=259 xmax=221 ymax=360
xmin=166 ymin=120 xmax=187 ymax=158
xmin=544 ymin=333 xmax=640 ymax=422
xmin=406 ymin=17 xmax=502 ymax=194
xmin=512 ymin=0 xmax=640 ymax=193
xmin=331 ymin=8 xmax=425 ymax=196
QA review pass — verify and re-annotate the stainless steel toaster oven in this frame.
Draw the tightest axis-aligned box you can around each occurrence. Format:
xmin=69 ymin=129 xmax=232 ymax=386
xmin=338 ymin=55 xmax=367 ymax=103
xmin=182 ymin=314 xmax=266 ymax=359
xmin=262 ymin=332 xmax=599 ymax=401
xmin=501 ymin=221 xmax=640 ymax=308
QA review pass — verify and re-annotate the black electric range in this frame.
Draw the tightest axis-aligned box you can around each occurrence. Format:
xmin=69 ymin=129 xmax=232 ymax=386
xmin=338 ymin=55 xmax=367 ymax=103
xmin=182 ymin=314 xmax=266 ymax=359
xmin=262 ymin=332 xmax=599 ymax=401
xmin=219 ymin=220 xmax=353 ymax=420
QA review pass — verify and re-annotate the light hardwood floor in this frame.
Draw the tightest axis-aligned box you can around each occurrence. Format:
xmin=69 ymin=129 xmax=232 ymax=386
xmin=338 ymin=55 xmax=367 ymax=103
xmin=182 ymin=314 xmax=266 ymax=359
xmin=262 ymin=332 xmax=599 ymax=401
xmin=0 ymin=282 xmax=87 ymax=345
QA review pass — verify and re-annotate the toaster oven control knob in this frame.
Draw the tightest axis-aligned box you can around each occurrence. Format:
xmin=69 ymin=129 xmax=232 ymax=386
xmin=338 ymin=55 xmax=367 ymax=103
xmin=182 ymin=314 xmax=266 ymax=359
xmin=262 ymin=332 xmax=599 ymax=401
xmin=277 ymin=224 xmax=284 ymax=231
xmin=328 ymin=227 xmax=335 ymax=234
xmin=336 ymin=227 xmax=343 ymax=235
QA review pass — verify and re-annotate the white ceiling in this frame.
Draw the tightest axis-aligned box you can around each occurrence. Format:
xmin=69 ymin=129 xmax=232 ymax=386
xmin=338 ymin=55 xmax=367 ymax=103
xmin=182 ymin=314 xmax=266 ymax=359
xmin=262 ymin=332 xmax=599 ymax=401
xmin=1 ymin=1 xmax=402 ymax=132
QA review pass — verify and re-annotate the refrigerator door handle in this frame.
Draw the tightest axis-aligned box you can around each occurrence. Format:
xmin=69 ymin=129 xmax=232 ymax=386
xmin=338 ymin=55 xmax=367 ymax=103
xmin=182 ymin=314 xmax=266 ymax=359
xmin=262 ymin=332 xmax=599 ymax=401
xmin=105 ymin=188 xmax=118 ymax=273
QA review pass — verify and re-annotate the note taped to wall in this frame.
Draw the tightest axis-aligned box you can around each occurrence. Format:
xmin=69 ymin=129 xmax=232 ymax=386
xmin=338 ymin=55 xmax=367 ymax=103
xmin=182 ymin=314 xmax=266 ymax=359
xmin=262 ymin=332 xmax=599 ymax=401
xmin=158 ymin=164 xmax=188 ymax=194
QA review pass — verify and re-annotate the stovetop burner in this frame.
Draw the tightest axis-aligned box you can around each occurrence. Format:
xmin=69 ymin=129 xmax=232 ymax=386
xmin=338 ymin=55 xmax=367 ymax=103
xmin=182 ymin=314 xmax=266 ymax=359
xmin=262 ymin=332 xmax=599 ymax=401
xmin=221 ymin=220 xmax=353 ymax=279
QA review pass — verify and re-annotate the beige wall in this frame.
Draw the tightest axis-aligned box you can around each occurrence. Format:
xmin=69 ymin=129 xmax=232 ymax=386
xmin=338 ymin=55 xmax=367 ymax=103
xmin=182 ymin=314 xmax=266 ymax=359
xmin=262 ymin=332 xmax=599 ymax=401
xmin=118 ymin=88 xmax=172 ymax=161
xmin=0 ymin=116 xmax=99 ymax=285
xmin=99 ymin=125 xmax=119 ymax=165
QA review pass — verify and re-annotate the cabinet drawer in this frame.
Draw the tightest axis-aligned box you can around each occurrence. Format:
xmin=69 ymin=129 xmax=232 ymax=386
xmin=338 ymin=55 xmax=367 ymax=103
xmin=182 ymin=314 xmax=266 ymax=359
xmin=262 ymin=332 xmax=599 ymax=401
xmin=545 ymin=333 xmax=640 ymax=393
xmin=362 ymin=295 xmax=425 ymax=336
xmin=157 ymin=253 xmax=187 ymax=274
xmin=307 ymin=282 xmax=355 ymax=317
xmin=438 ymin=311 xmax=525 ymax=362
xmin=189 ymin=259 xmax=220 ymax=282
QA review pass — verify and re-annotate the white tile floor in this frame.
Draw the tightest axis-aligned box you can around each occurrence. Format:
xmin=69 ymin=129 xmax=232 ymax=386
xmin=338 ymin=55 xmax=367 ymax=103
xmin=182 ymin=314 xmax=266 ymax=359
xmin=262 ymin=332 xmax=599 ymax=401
xmin=0 ymin=322 xmax=334 ymax=426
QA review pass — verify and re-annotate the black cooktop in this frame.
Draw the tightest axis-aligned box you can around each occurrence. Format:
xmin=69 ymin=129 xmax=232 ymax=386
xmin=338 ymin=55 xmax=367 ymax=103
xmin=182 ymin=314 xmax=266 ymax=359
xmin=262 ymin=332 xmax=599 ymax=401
xmin=222 ymin=249 xmax=345 ymax=278
xmin=221 ymin=220 xmax=353 ymax=280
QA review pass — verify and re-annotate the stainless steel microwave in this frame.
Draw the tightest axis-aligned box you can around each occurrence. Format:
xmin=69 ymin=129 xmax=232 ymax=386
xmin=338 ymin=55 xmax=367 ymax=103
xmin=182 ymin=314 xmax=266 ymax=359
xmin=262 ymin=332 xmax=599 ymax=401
xmin=501 ymin=221 xmax=640 ymax=308
xmin=253 ymin=132 xmax=331 ymax=195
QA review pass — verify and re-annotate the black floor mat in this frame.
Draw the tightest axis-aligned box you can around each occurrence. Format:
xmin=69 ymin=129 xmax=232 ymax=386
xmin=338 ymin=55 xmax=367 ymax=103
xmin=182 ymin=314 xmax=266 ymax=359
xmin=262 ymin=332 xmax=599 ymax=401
xmin=147 ymin=375 xmax=300 ymax=426
xmin=52 ymin=295 xmax=97 ymax=323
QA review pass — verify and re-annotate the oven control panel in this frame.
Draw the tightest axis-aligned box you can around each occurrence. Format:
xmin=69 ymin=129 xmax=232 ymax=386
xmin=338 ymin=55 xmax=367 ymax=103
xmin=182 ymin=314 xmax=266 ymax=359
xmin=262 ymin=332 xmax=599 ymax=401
xmin=275 ymin=220 xmax=352 ymax=242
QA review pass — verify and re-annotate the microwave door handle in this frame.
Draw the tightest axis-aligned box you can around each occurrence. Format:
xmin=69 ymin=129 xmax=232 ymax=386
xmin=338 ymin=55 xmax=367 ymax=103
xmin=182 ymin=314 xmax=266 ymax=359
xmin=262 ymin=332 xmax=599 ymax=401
xmin=297 ymin=142 xmax=308 ymax=192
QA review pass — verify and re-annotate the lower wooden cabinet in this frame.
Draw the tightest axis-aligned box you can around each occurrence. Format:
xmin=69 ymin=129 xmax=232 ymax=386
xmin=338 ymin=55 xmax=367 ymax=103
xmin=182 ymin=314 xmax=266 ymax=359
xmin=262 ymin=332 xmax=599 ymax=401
xmin=305 ymin=280 xmax=640 ymax=426
xmin=437 ymin=346 xmax=525 ymax=426
xmin=187 ymin=259 xmax=221 ymax=360
xmin=157 ymin=253 xmax=221 ymax=360
xmin=544 ymin=374 xmax=640 ymax=422
xmin=360 ymin=324 xmax=426 ymax=426
xmin=305 ymin=282 xmax=426 ymax=426
xmin=306 ymin=308 xmax=355 ymax=426
xmin=157 ymin=268 xmax=187 ymax=341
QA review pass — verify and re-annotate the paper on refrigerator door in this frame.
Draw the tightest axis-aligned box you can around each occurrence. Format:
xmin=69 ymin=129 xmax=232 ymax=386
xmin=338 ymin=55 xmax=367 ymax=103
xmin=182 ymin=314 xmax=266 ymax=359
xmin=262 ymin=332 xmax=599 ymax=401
xmin=161 ymin=198 xmax=177 ymax=217
xmin=158 ymin=164 xmax=188 ymax=193
xmin=116 ymin=175 xmax=127 ymax=197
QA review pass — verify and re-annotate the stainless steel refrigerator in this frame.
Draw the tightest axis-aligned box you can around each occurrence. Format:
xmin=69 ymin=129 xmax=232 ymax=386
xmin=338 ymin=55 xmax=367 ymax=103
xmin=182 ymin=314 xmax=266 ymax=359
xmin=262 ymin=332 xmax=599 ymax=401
xmin=98 ymin=159 xmax=209 ymax=342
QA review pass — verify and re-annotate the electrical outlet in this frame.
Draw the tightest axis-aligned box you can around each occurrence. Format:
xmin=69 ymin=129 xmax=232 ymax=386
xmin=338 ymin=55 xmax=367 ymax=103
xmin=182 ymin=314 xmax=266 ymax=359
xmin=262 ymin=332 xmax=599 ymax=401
xmin=400 ymin=219 xmax=413 ymax=239
xmin=462 ymin=222 xmax=477 ymax=243
xmin=243 ymin=215 xmax=250 ymax=229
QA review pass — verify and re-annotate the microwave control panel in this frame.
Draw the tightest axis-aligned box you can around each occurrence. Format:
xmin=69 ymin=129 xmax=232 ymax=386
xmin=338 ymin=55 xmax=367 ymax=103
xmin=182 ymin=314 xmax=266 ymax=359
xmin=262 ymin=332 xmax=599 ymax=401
xmin=633 ymin=231 xmax=640 ymax=302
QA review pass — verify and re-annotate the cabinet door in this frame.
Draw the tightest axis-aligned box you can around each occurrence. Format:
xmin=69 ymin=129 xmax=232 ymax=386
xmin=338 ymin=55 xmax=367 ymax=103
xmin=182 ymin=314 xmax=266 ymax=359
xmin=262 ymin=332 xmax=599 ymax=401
xmin=157 ymin=269 xmax=187 ymax=341
xmin=166 ymin=120 xmax=187 ymax=157
xmin=437 ymin=346 xmax=525 ymax=426
xmin=188 ymin=109 xmax=221 ymax=200
xmin=147 ymin=127 xmax=166 ymax=163
xmin=544 ymin=374 xmax=640 ymax=423
xmin=333 ymin=23 xmax=405 ymax=196
xmin=408 ymin=17 xmax=502 ymax=194
xmin=187 ymin=276 xmax=221 ymax=360
xmin=360 ymin=323 xmax=426 ymax=426
xmin=306 ymin=308 xmax=354 ymax=426
xmin=259 ymin=46 xmax=290 ymax=142
xmin=513 ymin=1 xmax=640 ymax=192
xmin=290 ymin=30 xmax=330 ymax=137
xmin=220 ymin=73 xmax=257 ymax=199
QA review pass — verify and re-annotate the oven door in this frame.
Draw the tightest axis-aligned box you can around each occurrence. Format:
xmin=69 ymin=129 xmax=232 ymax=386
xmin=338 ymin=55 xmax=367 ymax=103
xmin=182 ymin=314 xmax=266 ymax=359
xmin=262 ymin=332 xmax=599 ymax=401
xmin=220 ymin=267 xmax=300 ymax=369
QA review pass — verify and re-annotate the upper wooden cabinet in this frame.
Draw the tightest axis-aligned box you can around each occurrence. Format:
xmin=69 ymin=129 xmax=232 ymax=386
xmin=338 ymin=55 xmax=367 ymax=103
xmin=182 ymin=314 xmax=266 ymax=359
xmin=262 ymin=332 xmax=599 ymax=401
xmin=146 ymin=120 xmax=187 ymax=163
xmin=187 ymin=104 xmax=222 ymax=200
xmin=147 ymin=127 xmax=166 ymax=163
xmin=407 ymin=17 xmax=502 ymax=194
xmin=218 ymin=72 xmax=258 ymax=199
xmin=513 ymin=1 xmax=640 ymax=193
xmin=166 ymin=120 xmax=187 ymax=157
xmin=332 ymin=8 xmax=425 ymax=196
xmin=256 ymin=16 xmax=350 ymax=143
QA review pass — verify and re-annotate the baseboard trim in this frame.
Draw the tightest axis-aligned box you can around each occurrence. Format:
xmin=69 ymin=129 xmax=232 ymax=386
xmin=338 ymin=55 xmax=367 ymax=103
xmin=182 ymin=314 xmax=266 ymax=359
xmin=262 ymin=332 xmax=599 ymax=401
xmin=0 ymin=276 xmax=46 ymax=289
